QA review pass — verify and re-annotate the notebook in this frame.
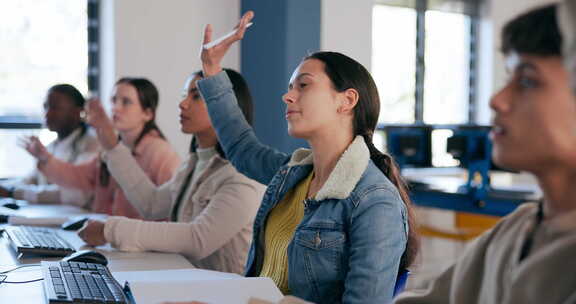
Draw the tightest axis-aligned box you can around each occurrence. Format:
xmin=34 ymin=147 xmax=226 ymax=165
xmin=112 ymin=269 xmax=283 ymax=304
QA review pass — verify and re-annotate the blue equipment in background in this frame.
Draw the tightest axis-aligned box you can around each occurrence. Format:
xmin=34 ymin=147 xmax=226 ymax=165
xmin=446 ymin=125 xmax=492 ymax=200
xmin=383 ymin=124 xmax=536 ymax=217
xmin=385 ymin=125 xmax=432 ymax=168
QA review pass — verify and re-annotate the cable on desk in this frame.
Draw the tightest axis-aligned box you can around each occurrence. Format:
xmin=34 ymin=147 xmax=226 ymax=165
xmin=1 ymin=278 xmax=44 ymax=284
xmin=0 ymin=264 xmax=41 ymax=274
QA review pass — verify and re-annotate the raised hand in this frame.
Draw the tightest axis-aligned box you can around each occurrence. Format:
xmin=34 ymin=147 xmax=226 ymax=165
xmin=77 ymin=220 xmax=107 ymax=247
xmin=19 ymin=136 xmax=51 ymax=165
xmin=201 ymin=11 xmax=254 ymax=77
xmin=86 ymin=98 xmax=118 ymax=150
xmin=85 ymin=98 xmax=110 ymax=128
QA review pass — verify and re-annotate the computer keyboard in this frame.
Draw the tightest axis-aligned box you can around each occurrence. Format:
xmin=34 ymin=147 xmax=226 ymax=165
xmin=3 ymin=226 xmax=75 ymax=257
xmin=42 ymin=260 xmax=128 ymax=304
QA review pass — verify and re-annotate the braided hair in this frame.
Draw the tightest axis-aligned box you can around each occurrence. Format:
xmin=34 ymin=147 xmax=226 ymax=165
xmin=306 ymin=51 xmax=419 ymax=271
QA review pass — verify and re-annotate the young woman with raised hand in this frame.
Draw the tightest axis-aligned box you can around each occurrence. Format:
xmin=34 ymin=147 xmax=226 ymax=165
xmin=22 ymin=78 xmax=180 ymax=218
xmin=77 ymin=69 xmax=265 ymax=274
xmin=192 ymin=11 xmax=418 ymax=303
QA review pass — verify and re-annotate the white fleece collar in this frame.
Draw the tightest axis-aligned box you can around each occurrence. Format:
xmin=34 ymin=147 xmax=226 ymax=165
xmin=286 ymin=136 xmax=370 ymax=200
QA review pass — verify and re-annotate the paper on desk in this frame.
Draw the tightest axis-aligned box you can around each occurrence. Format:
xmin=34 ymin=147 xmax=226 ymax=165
xmin=112 ymin=268 xmax=241 ymax=283
xmin=248 ymin=296 xmax=314 ymax=304
xmin=131 ymin=278 xmax=282 ymax=304
xmin=112 ymin=269 xmax=282 ymax=304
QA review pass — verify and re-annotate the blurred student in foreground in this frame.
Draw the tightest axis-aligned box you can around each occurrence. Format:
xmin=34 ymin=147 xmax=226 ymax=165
xmin=396 ymin=2 xmax=576 ymax=303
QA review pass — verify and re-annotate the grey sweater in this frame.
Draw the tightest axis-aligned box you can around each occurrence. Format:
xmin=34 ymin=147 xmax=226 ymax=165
xmin=395 ymin=203 xmax=576 ymax=304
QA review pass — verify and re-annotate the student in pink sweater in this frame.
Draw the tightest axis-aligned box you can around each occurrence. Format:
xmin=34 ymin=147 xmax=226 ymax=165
xmin=22 ymin=78 xmax=180 ymax=218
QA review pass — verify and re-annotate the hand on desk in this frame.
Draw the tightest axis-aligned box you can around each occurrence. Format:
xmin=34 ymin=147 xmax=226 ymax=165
xmin=78 ymin=219 xmax=107 ymax=246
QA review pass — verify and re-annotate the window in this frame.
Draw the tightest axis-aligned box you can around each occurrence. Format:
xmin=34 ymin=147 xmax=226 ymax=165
xmin=0 ymin=0 xmax=98 ymax=178
xmin=372 ymin=0 xmax=480 ymax=124
xmin=372 ymin=5 xmax=417 ymax=124
xmin=372 ymin=0 xmax=481 ymax=166
xmin=423 ymin=10 xmax=471 ymax=124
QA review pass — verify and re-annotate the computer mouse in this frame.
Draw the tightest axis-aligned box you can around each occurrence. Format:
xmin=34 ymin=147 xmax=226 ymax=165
xmin=61 ymin=217 xmax=89 ymax=231
xmin=61 ymin=250 xmax=108 ymax=266
xmin=2 ymin=202 xmax=20 ymax=210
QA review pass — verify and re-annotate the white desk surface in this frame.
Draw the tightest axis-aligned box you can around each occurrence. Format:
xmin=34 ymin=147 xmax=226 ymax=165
xmin=0 ymin=204 xmax=194 ymax=303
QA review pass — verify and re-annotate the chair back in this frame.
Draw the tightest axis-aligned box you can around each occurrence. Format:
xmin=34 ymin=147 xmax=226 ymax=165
xmin=393 ymin=269 xmax=410 ymax=297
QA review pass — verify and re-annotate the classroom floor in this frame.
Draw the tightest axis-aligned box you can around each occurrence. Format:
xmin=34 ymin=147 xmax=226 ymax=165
xmin=406 ymin=233 xmax=466 ymax=290
xmin=405 ymin=207 xmax=500 ymax=290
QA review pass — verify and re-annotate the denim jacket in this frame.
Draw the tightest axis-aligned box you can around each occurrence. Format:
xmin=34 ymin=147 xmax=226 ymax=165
xmin=197 ymin=72 xmax=408 ymax=304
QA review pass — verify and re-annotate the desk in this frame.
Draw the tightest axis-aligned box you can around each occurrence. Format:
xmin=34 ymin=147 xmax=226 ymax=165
xmin=0 ymin=204 xmax=194 ymax=303
xmin=402 ymin=168 xmax=542 ymax=217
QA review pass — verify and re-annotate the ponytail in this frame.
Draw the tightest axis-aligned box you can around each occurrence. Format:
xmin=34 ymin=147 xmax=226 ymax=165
xmin=100 ymin=77 xmax=164 ymax=186
xmin=361 ymin=133 xmax=419 ymax=271
xmin=305 ymin=51 xmax=419 ymax=270
xmin=133 ymin=120 xmax=165 ymax=150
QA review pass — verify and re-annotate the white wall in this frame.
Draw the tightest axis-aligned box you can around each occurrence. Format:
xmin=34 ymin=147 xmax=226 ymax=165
xmin=321 ymin=0 xmax=373 ymax=70
xmin=101 ymin=0 xmax=241 ymax=157
xmin=101 ymin=0 xmax=559 ymax=154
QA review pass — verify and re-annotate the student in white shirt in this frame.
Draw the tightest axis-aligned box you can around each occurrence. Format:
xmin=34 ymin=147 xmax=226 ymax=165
xmin=0 ymin=84 xmax=99 ymax=207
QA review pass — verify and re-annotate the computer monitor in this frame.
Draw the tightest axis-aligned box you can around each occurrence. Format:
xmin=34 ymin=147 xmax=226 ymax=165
xmin=446 ymin=125 xmax=491 ymax=167
xmin=382 ymin=124 xmax=509 ymax=171
xmin=384 ymin=125 xmax=433 ymax=168
xmin=445 ymin=125 xmax=511 ymax=172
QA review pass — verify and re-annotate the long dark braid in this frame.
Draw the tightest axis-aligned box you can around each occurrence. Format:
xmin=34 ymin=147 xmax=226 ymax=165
xmin=306 ymin=51 xmax=420 ymax=271
xmin=361 ymin=133 xmax=419 ymax=270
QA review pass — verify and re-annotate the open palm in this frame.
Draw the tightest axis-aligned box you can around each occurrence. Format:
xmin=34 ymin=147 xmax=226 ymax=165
xmin=200 ymin=11 xmax=254 ymax=77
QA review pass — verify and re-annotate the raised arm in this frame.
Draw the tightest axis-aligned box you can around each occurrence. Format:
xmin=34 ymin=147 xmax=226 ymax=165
xmin=21 ymin=136 xmax=98 ymax=191
xmin=85 ymin=98 xmax=120 ymax=151
xmin=85 ymin=97 xmax=175 ymax=218
xmin=103 ymin=143 xmax=175 ymax=220
xmin=104 ymin=175 xmax=263 ymax=261
xmin=197 ymin=11 xmax=289 ymax=184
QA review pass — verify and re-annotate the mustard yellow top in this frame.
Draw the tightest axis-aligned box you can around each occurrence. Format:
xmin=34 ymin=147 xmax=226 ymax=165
xmin=259 ymin=171 xmax=313 ymax=294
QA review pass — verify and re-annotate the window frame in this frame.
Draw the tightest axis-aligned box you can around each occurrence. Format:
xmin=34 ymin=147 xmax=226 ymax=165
xmin=0 ymin=0 xmax=99 ymax=130
xmin=375 ymin=0 xmax=481 ymax=125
